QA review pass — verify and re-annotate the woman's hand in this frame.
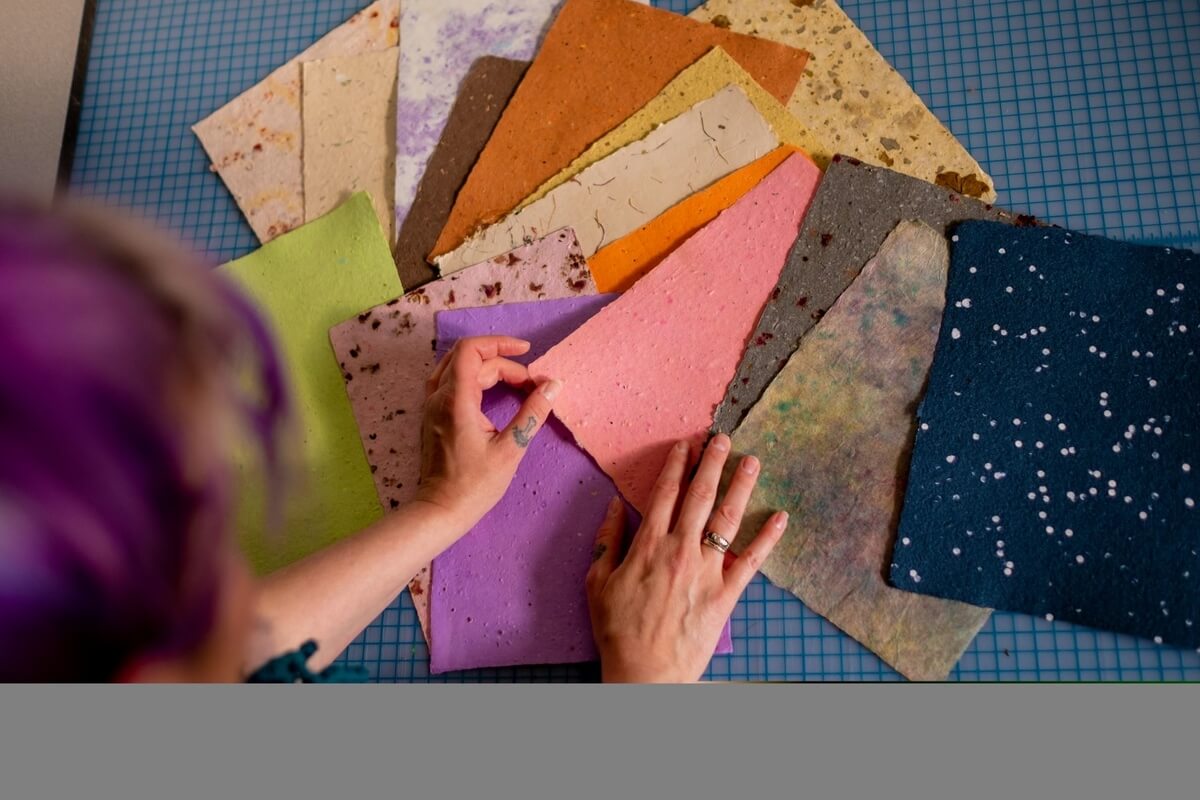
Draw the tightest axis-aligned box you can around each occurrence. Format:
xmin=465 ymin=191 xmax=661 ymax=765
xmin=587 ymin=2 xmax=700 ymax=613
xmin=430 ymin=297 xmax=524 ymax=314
xmin=586 ymin=434 xmax=788 ymax=682
xmin=415 ymin=335 xmax=562 ymax=531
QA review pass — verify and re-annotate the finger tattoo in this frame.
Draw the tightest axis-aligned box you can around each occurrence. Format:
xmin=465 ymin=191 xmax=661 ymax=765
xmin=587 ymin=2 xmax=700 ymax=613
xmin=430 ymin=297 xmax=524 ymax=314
xmin=512 ymin=416 xmax=538 ymax=448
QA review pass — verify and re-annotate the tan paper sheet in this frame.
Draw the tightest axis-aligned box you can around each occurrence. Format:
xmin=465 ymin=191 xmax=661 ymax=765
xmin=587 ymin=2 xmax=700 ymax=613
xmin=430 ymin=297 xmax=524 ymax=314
xmin=193 ymin=0 xmax=399 ymax=242
xmin=302 ymin=48 xmax=399 ymax=241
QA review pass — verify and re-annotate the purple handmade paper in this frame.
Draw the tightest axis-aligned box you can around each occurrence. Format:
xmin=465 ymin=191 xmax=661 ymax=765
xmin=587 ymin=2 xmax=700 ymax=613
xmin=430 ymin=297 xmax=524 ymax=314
xmin=430 ymin=296 xmax=733 ymax=673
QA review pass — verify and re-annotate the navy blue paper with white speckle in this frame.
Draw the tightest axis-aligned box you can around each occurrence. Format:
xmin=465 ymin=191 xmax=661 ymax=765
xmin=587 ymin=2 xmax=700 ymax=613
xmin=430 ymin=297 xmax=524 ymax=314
xmin=892 ymin=221 xmax=1199 ymax=648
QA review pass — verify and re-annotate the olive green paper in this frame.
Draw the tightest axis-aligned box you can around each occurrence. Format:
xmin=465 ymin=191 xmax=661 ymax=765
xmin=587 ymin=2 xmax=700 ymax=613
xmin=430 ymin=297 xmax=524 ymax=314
xmin=220 ymin=193 xmax=402 ymax=573
xmin=724 ymin=220 xmax=990 ymax=680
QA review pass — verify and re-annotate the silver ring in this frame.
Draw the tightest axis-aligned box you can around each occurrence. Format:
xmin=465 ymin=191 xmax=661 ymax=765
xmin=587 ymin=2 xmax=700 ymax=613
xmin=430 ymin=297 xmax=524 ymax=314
xmin=702 ymin=530 xmax=731 ymax=554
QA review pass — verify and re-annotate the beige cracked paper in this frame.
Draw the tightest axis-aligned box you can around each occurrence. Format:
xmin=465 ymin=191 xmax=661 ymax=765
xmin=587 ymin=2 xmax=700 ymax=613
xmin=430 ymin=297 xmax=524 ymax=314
xmin=724 ymin=220 xmax=990 ymax=680
xmin=519 ymin=47 xmax=827 ymax=210
xmin=692 ymin=0 xmax=995 ymax=200
xmin=302 ymin=48 xmax=398 ymax=241
xmin=193 ymin=0 xmax=399 ymax=243
xmin=434 ymin=85 xmax=779 ymax=275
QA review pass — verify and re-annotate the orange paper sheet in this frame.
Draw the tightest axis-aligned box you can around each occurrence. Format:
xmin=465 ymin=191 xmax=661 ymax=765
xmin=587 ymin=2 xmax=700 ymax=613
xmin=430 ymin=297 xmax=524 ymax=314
xmin=428 ymin=0 xmax=808 ymax=260
xmin=588 ymin=146 xmax=799 ymax=292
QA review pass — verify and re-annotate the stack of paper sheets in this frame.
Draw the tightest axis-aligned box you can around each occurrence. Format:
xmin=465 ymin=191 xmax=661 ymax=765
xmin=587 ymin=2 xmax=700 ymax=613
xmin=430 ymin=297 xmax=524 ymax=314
xmin=191 ymin=0 xmax=1195 ymax=679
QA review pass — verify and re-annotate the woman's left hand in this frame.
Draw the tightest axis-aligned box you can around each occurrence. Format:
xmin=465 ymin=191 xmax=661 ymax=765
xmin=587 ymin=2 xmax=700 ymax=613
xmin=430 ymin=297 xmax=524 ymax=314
xmin=414 ymin=335 xmax=562 ymax=531
xmin=586 ymin=434 xmax=788 ymax=683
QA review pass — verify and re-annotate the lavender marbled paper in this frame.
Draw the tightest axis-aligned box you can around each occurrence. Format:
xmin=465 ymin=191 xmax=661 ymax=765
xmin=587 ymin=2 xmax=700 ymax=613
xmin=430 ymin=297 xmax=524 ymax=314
xmin=392 ymin=1 xmax=649 ymax=236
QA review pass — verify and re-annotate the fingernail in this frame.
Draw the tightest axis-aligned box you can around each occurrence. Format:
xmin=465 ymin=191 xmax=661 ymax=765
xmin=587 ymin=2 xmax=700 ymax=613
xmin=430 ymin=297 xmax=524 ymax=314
xmin=540 ymin=379 xmax=564 ymax=401
xmin=740 ymin=456 xmax=759 ymax=474
xmin=607 ymin=496 xmax=622 ymax=516
xmin=775 ymin=511 xmax=789 ymax=528
xmin=675 ymin=440 xmax=689 ymax=453
xmin=710 ymin=434 xmax=730 ymax=453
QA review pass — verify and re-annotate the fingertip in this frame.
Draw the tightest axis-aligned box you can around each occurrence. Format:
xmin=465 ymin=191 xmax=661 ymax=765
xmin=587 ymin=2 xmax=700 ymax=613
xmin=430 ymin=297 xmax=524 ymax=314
xmin=540 ymin=378 xmax=564 ymax=402
xmin=709 ymin=433 xmax=730 ymax=453
xmin=606 ymin=495 xmax=623 ymax=518
xmin=740 ymin=455 xmax=760 ymax=474
xmin=775 ymin=510 xmax=789 ymax=529
xmin=504 ymin=337 xmax=532 ymax=353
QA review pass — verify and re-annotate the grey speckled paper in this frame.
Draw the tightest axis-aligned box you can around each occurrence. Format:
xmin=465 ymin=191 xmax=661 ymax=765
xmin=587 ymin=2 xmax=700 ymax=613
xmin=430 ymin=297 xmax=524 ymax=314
xmin=713 ymin=155 xmax=1032 ymax=435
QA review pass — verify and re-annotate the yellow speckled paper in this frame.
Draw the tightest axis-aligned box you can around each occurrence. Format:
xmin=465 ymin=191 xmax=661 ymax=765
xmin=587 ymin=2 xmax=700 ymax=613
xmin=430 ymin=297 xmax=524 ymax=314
xmin=193 ymin=1 xmax=399 ymax=243
xmin=691 ymin=0 xmax=995 ymax=200
xmin=302 ymin=48 xmax=399 ymax=241
xmin=220 ymin=193 xmax=402 ymax=574
xmin=520 ymin=47 xmax=826 ymax=211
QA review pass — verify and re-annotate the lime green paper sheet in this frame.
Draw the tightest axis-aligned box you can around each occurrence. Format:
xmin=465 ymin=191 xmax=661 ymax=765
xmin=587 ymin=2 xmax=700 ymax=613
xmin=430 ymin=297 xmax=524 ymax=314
xmin=220 ymin=192 xmax=403 ymax=573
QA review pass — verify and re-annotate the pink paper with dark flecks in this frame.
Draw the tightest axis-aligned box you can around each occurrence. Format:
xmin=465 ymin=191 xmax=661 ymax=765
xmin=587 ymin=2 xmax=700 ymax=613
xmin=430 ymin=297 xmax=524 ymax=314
xmin=329 ymin=228 xmax=596 ymax=641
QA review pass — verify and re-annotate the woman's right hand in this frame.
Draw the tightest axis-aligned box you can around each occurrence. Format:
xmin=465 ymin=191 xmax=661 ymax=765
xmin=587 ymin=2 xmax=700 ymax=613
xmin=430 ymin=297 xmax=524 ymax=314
xmin=415 ymin=335 xmax=562 ymax=532
xmin=585 ymin=434 xmax=788 ymax=683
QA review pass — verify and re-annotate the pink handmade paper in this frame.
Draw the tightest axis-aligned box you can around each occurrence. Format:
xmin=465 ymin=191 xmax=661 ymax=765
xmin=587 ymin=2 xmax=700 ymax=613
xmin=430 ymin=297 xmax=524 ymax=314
xmin=530 ymin=154 xmax=820 ymax=512
xmin=329 ymin=229 xmax=596 ymax=638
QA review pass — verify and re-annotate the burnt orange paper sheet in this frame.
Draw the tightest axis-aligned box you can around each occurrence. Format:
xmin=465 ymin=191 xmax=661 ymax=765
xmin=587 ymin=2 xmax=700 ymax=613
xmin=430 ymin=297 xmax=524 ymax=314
xmin=588 ymin=146 xmax=798 ymax=292
xmin=428 ymin=0 xmax=808 ymax=260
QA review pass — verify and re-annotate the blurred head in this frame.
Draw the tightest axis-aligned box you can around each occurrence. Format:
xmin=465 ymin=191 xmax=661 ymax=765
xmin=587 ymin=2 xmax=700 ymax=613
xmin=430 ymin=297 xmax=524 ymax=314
xmin=0 ymin=204 xmax=286 ymax=681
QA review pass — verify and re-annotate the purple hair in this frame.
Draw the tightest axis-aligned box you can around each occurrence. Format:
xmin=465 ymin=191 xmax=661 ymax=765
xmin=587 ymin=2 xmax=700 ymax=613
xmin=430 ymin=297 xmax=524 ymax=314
xmin=0 ymin=204 xmax=286 ymax=681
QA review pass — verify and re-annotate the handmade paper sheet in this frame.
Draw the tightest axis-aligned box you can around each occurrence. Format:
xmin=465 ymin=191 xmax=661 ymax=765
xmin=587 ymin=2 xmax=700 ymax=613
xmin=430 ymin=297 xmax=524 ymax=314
xmin=194 ymin=0 xmax=398 ymax=243
xmin=220 ymin=193 xmax=401 ymax=573
xmin=431 ymin=296 xmax=733 ymax=673
xmin=330 ymin=229 xmax=597 ymax=637
xmin=892 ymin=221 xmax=1199 ymax=648
xmin=529 ymin=154 xmax=820 ymax=512
xmin=725 ymin=221 xmax=991 ymax=681
xmin=434 ymin=86 xmax=779 ymax=275
xmin=588 ymin=146 xmax=797 ymax=293
xmin=520 ymin=47 xmax=825 ymax=211
xmin=302 ymin=48 xmax=398 ymax=241
xmin=393 ymin=57 xmax=528 ymax=291
xmin=691 ymin=0 xmax=995 ymax=199
xmin=428 ymin=0 xmax=808 ymax=260
xmin=715 ymin=155 xmax=1026 ymax=436
xmin=431 ymin=296 xmax=618 ymax=673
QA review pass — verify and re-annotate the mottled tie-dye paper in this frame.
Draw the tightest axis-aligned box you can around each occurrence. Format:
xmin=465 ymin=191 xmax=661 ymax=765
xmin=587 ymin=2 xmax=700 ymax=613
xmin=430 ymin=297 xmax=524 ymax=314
xmin=329 ymin=229 xmax=596 ymax=640
xmin=714 ymin=156 xmax=1023 ymax=437
xmin=726 ymin=221 xmax=990 ymax=681
xmin=892 ymin=222 xmax=1199 ymax=648
xmin=193 ymin=0 xmax=398 ymax=243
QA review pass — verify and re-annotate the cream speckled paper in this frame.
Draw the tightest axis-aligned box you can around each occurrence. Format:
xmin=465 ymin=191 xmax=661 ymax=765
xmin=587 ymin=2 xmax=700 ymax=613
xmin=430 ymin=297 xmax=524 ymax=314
xmin=302 ymin=48 xmax=398 ymax=241
xmin=691 ymin=0 xmax=995 ymax=200
xmin=193 ymin=0 xmax=399 ymax=243
xmin=519 ymin=47 xmax=826 ymax=210
xmin=434 ymin=86 xmax=779 ymax=275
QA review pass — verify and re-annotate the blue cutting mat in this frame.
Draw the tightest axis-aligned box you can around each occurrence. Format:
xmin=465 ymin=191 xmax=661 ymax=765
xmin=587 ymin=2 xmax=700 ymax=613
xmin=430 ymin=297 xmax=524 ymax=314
xmin=68 ymin=0 xmax=1200 ymax=681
